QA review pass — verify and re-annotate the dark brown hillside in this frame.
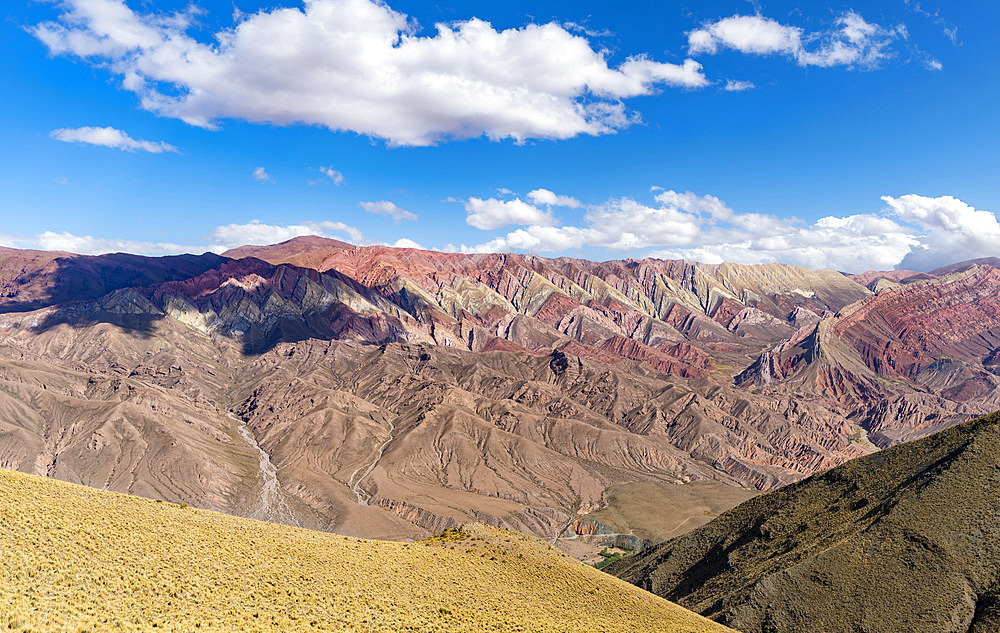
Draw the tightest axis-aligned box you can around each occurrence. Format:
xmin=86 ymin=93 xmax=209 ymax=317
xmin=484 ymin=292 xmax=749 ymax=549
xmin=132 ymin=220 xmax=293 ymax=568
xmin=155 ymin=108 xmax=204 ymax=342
xmin=0 ymin=247 xmax=226 ymax=313
xmin=608 ymin=410 xmax=1000 ymax=633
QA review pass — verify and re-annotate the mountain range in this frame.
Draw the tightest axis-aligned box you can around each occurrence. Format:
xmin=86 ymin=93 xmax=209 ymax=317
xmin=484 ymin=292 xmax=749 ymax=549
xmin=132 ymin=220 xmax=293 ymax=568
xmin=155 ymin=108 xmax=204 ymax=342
xmin=1 ymin=237 xmax=997 ymax=553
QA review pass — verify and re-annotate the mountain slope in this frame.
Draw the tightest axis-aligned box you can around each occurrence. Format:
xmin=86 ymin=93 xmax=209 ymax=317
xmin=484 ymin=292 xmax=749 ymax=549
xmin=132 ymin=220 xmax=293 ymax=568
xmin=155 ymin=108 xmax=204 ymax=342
xmin=0 ymin=467 xmax=734 ymax=633
xmin=738 ymin=264 xmax=1000 ymax=445
xmin=608 ymin=410 xmax=1000 ymax=633
xmin=223 ymin=235 xmax=353 ymax=270
xmin=0 ymin=307 xmax=857 ymax=541
xmin=0 ymin=246 xmax=226 ymax=313
xmin=4 ymin=241 xmax=1000 ymax=557
xmin=0 ymin=247 xmax=875 ymax=549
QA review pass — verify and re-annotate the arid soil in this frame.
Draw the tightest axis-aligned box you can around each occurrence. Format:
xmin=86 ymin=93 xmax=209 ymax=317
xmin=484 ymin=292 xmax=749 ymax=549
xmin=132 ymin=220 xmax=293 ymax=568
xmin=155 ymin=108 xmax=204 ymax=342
xmin=0 ymin=238 xmax=997 ymax=551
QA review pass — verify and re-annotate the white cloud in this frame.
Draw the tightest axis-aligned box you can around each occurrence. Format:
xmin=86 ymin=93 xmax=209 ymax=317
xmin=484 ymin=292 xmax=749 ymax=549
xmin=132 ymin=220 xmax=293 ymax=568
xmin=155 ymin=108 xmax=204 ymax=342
xmin=462 ymin=193 xmax=708 ymax=254
xmin=461 ymin=188 xmax=1000 ymax=272
xmin=689 ymin=15 xmax=801 ymax=56
xmin=584 ymin=198 xmax=703 ymax=249
xmin=319 ymin=166 xmax=344 ymax=185
xmin=882 ymin=194 xmax=1000 ymax=270
xmin=653 ymin=190 xmax=734 ymax=220
xmin=651 ymin=214 xmax=917 ymax=272
xmin=33 ymin=231 xmax=193 ymax=256
xmin=463 ymin=225 xmax=594 ymax=254
xmin=723 ymin=79 xmax=755 ymax=91
xmin=689 ymin=12 xmax=900 ymax=69
xmin=390 ymin=238 xmax=424 ymax=249
xmin=527 ymin=188 xmax=581 ymax=208
xmin=461 ymin=188 xmax=926 ymax=272
xmin=211 ymin=219 xmax=364 ymax=248
xmin=33 ymin=0 xmax=708 ymax=146
xmin=50 ymin=126 xmax=178 ymax=153
xmin=906 ymin=1 xmax=960 ymax=45
xmin=563 ymin=22 xmax=614 ymax=38
xmin=359 ymin=200 xmax=417 ymax=223
xmin=11 ymin=190 xmax=993 ymax=272
xmin=464 ymin=197 xmax=556 ymax=230
xmin=4 ymin=219 xmax=373 ymax=256
xmin=252 ymin=167 xmax=272 ymax=183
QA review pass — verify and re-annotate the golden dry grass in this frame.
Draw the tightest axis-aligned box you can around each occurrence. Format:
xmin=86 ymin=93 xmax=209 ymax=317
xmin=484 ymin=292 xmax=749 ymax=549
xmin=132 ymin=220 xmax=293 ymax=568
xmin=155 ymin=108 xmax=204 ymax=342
xmin=0 ymin=468 xmax=734 ymax=633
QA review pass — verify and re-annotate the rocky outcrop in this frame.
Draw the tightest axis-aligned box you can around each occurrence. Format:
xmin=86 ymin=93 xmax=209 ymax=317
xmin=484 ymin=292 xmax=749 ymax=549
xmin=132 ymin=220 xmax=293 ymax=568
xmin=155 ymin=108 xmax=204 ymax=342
xmin=559 ymin=518 xmax=649 ymax=552
xmin=736 ymin=266 xmax=1000 ymax=446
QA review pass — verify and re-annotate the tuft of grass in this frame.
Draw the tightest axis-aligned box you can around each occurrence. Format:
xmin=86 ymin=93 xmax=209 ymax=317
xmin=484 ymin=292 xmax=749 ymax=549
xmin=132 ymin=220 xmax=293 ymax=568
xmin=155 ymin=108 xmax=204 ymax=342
xmin=0 ymin=468 xmax=733 ymax=633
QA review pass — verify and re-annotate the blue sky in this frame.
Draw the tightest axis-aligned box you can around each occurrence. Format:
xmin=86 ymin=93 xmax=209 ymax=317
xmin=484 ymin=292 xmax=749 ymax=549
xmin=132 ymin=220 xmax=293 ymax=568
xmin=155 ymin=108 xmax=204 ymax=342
xmin=1 ymin=0 xmax=998 ymax=271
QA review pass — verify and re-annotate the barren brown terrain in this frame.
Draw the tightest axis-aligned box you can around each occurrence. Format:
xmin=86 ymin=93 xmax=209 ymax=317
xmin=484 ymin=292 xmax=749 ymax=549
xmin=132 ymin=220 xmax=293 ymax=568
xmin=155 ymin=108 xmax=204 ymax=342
xmin=0 ymin=237 xmax=997 ymax=553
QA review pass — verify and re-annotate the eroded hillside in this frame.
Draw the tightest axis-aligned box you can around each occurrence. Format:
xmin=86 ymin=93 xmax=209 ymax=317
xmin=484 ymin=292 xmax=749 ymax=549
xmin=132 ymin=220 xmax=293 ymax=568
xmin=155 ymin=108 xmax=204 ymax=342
xmin=1 ymin=238 xmax=998 ymax=551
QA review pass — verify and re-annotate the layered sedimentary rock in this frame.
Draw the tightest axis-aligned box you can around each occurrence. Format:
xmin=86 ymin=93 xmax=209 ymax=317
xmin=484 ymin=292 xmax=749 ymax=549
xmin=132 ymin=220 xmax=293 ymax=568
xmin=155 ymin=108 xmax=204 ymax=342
xmin=0 ymin=237 xmax=997 ymax=548
xmin=738 ymin=264 xmax=1000 ymax=444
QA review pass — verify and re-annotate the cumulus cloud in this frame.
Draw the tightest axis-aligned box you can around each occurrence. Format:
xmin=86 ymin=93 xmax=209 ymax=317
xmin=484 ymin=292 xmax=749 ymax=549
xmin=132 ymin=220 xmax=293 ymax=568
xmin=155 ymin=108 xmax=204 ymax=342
xmin=359 ymin=200 xmax=417 ymax=223
xmin=3 ymin=218 xmax=437 ymax=256
xmin=651 ymin=214 xmax=917 ymax=272
xmin=689 ymin=15 xmax=801 ymax=56
xmin=252 ymin=167 xmax=272 ymax=183
xmin=50 ymin=126 xmax=178 ymax=153
xmin=460 ymin=191 xmax=712 ymax=254
xmin=33 ymin=231 xmax=193 ymax=255
xmin=882 ymin=195 xmax=1000 ymax=270
xmin=527 ymin=188 xmax=581 ymax=208
xmin=210 ymin=219 xmax=364 ymax=248
xmin=688 ymin=12 xmax=901 ymax=69
xmin=458 ymin=187 xmax=948 ymax=272
xmin=390 ymin=238 xmax=424 ymax=249
xmin=33 ymin=0 xmax=708 ymax=146
xmin=653 ymin=190 xmax=734 ymax=220
xmin=464 ymin=197 xmax=557 ymax=230
xmin=469 ymin=226 xmax=593 ymax=254
xmin=585 ymin=198 xmax=703 ymax=249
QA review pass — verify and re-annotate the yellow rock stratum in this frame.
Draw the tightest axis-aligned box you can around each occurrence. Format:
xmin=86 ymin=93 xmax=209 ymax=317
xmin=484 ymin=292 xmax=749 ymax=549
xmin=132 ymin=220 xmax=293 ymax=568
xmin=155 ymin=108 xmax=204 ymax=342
xmin=0 ymin=468 xmax=733 ymax=633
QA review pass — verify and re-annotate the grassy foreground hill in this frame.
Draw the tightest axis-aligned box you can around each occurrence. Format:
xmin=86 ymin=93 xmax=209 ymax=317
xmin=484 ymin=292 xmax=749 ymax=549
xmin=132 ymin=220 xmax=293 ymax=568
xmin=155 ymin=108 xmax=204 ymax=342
xmin=609 ymin=410 xmax=1000 ymax=633
xmin=0 ymin=468 xmax=732 ymax=633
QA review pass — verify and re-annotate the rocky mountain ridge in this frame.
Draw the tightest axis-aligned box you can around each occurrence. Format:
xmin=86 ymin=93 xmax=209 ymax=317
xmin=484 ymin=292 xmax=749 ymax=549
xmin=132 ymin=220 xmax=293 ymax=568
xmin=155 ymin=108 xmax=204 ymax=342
xmin=0 ymin=237 xmax=996 ymax=551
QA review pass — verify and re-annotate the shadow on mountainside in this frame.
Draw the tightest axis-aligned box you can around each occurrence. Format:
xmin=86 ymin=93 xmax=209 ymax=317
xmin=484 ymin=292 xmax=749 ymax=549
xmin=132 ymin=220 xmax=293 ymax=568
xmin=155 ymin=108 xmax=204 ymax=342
xmin=26 ymin=305 xmax=164 ymax=339
xmin=0 ymin=251 xmax=228 ymax=315
xmin=0 ymin=251 xmax=231 ymax=340
xmin=235 ymin=303 xmax=408 ymax=356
